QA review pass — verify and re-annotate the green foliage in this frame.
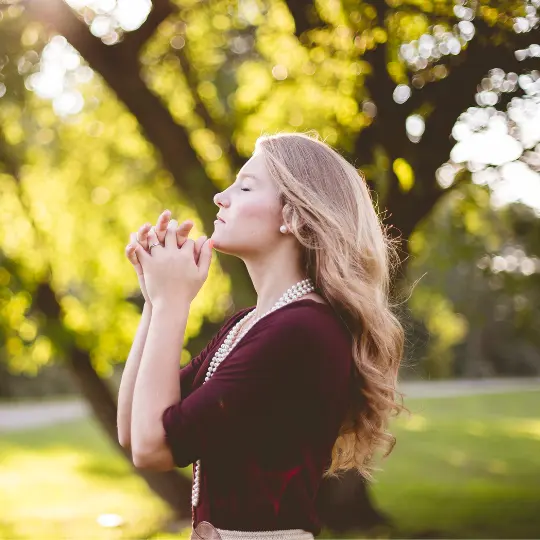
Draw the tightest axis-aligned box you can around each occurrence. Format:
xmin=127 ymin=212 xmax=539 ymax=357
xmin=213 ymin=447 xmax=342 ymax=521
xmin=409 ymin=287 xmax=468 ymax=377
xmin=407 ymin=182 xmax=540 ymax=376
xmin=142 ymin=0 xmax=376 ymax=161
xmin=392 ymin=157 xmax=415 ymax=193
xmin=0 ymin=18 xmax=230 ymax=375
xmin=1 ymin=0 xmax=539 ymax=383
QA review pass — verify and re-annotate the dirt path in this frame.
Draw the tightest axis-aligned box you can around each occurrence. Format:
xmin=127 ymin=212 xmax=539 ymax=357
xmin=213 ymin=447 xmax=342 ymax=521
xmin=398 ymin=376 xmax=540 ymax=398
xmin=0 ymin=400 xmax=90 ymax=432
xmin=0 ymin=377 xmax=538 ymax=432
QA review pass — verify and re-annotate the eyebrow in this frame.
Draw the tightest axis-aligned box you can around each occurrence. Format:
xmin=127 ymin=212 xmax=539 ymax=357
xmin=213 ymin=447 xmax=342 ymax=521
xmin=237 ymin=172 xmax=259 ymax=181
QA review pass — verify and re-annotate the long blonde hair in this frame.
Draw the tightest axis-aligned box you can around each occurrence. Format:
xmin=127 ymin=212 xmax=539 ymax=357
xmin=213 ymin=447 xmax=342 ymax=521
xmin=255 ymin=131 xmax=407 ymax=481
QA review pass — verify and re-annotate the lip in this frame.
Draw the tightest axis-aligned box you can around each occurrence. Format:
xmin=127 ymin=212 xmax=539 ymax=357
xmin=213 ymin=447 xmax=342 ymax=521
xmin=216 ymin=216 xmax=226 ymax=223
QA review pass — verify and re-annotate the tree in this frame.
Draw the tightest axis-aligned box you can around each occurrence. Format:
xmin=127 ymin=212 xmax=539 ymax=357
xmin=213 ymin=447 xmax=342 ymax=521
xmin=1 ymin=0 xmax=539 ymax=534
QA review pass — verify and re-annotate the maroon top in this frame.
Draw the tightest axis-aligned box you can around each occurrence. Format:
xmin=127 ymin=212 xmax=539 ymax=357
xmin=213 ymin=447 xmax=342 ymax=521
xmin=161 ymin=298 xmax=354 ymax=535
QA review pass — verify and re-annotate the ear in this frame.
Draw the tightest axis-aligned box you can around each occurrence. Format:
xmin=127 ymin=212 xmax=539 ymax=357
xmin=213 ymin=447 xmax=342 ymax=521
xmin=282 ymin=203 xmax=305 ymax=233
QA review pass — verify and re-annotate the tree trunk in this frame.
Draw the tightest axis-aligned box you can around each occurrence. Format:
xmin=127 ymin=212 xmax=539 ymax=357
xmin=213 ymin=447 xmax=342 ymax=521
xmin=67 ymin=346 xmax=193 ymax=520
xmin=316 ymin=471 xmax=391 ymax=533
xmin=32 ymin=280 xmax=194 ymax=520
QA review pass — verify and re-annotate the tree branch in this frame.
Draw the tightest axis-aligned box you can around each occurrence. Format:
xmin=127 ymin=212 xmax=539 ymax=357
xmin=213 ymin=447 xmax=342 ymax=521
xmin=283 ymin=0 xmax=323 ymax=38
xmin=120 ymin=0 xmax=175 ymax=53
xmin=24 ymin=0 xmax=257 ymax=309
xmin=352 ymin=1 xmax=540 ymax=270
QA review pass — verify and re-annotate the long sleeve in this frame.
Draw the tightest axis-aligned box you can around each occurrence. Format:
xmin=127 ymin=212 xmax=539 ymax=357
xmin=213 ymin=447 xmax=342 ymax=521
xmin=162 ymin=305 xmax=352 ymax=469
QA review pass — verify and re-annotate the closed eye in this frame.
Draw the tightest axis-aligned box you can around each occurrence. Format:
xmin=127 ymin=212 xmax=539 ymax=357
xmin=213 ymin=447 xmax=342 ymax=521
xmin=240 ymin=188 xmax=250 ymax=191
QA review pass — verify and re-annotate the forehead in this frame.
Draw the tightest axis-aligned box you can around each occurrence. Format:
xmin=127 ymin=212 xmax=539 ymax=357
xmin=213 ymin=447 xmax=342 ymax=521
xmin=237 ymin=153 xmax=268 ymax=182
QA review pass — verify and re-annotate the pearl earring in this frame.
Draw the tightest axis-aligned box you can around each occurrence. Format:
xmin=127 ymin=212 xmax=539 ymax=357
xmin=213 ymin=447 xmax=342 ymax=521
xmin=279 ymin=225 xmax=288 ymax=234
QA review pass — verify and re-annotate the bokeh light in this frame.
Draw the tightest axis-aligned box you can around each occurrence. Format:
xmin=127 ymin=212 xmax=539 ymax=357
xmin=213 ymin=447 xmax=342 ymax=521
xmin=63 ymin=0 xmax=152 ymax=44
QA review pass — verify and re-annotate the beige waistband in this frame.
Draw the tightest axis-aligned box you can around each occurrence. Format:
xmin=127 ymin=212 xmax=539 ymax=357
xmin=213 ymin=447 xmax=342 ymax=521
xmin=216 ymin=530 xmax=314 ymax=540
xmin=191 ymin=520 xmax=315 ymax=540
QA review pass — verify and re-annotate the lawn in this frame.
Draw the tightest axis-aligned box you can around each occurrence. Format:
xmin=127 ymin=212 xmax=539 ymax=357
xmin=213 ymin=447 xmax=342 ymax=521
xmin=365 ymin=390 xmax=540 ymax=539
xmin=0 ymin=390 xmax=539 ymax=539
xmin=0 ymin=417 xmax=191 ymax=540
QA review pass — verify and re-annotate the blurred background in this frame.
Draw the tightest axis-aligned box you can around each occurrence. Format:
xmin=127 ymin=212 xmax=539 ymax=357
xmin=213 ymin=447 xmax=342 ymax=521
xmin=0 ymin=0 xmax=539 ymax=539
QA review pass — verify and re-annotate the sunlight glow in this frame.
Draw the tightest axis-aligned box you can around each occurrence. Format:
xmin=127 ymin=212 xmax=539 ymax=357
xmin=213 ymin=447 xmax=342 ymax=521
xmin=28 ymin=2 xmax=540 ymax=215
xmin=63 ymin=0 xmax=152 ymax=44
xmin=96 ymin=513 xmax=125 ymax=528
xmin=402 ymin=414 xmax=428 ymax=431
xmin=450 ymin=98 xmax=540 ymax=213
xmin=25 ymin=36 xmax=90 ymax=116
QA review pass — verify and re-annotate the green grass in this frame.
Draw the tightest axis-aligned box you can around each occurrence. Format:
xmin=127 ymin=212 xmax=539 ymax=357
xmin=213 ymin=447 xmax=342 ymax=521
xmin=366 ymin=390 xmax=540 ymax=539
xmin=0 ymin=416 xmax=192 ymax=540
xmin=0 ymin=390 xmax=539 ymax=539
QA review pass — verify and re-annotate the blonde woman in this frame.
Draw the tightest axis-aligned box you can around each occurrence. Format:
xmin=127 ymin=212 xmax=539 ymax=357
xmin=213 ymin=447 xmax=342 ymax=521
xmin=118 ymin=132 xmax=405 ymax=540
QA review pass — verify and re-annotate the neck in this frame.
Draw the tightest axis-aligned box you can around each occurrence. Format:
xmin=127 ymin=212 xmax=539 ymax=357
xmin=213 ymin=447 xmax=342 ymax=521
xmin=249 ymin=273 xmax=307 ymax=318
xmin=242 ymin=247 xmax=309 ymax=319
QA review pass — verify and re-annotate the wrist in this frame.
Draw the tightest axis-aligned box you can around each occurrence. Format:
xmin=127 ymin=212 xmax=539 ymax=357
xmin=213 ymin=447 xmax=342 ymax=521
xmin=152 ymin=298 xmax=191 ymax=318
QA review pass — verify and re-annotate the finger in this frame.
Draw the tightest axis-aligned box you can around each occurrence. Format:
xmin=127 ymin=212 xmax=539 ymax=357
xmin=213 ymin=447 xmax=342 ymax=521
xmin=165 ymin=219 xmax=178 ymax=249
xmin=132 ymin=239 xmax=150 ymax=265
xmin=193 ymin=235 xmax=207 ymax=265
xmin=137 ymin=222 xmax=152 ymax=252
xmin=147 ymin=226 xmax=162 ymax=256
xmin=155 ymin=210 xmax=171 ymax=245
xmin=126 ymin=234 xmax=143 ymax=275
xmin=197 ymin=238 xmax=214 ymax=278
xmin=180 ymin=237 xmax=195 ymax=256
xmin=176 ymin=219 xmax=194 ymax=249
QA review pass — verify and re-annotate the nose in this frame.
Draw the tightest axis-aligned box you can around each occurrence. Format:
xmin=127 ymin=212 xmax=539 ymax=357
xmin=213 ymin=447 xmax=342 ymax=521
xmin=213 ymin=191 xmax=227 ymax=208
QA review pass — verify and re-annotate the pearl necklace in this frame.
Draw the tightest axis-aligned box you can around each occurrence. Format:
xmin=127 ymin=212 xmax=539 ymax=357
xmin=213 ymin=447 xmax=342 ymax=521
xmin=192 ymin=277 xmax=315 ymax=508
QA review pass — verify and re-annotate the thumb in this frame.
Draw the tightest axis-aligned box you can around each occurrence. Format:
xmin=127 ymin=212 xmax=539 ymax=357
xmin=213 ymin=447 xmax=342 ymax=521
xmin=197 ymin=238 xmax=214 ymax=276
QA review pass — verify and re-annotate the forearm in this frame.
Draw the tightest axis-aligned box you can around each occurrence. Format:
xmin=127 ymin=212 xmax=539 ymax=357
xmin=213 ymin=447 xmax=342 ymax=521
xmin=130 ymin=301 xmax=190 ymax=461
xmin=117 ymin=303 xmax=153 ymax=448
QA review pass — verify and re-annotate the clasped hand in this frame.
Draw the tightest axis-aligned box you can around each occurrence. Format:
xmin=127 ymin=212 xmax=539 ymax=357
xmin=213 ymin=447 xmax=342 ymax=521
xmin=125 ymin=210 xmax=213 ymax=308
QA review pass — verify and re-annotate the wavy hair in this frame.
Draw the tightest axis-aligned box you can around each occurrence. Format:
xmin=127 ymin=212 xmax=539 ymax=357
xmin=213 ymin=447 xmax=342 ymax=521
xmin=254 ymin=131 xmax=408 ymax=481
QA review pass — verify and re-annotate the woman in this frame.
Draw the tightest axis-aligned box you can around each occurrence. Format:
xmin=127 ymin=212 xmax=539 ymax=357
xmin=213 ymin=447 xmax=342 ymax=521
xmin=118 ymin=132 xmax=406 ymax=540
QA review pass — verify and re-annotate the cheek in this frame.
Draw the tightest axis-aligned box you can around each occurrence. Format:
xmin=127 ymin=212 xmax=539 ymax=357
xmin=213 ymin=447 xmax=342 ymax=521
xmin=240 ymin=197 xmax=279 ymax=220
xmin=237 ymin=199 xmax=281 ymax=234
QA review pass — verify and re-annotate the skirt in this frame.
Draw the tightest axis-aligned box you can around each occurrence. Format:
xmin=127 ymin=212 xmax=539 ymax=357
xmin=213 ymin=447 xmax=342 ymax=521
xmin=191 ymin=521 xmax=315 ymax=540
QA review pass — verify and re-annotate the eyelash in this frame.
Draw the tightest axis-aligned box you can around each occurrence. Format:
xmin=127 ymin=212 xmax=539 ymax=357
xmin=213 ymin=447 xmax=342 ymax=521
xmin=240 ymin=188 xmax=250 ymax=191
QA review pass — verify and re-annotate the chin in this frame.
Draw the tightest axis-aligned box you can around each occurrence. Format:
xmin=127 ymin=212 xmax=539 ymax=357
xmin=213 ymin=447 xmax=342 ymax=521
xmin=209 ymin=234 xmax=224 ymax=252
xmin=209 ymin=237 xmax=239 ymax=256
